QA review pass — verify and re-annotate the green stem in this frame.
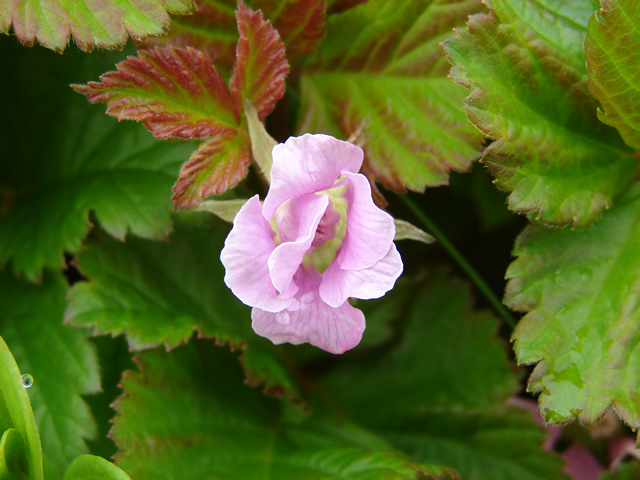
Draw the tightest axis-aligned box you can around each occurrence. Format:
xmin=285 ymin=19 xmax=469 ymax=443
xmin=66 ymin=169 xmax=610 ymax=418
xmin=396 ymin=193 xmax=517 ymax=329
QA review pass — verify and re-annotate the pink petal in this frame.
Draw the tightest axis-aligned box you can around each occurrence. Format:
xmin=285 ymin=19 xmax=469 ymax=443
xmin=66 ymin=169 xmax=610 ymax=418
xmin=337 ymin=172 xmax=396 ymax=270
xmin=220 ymin=195 xmax=293 ymax=312
xmin=263 ymin=134 xmax=364 ymax=220
xmin=251 ymin=268 xmax=366 ymax=354
xmin=319 ymin=244 xmax=403 ymax=307
xmin=268 ymin=193 xmax=329 ymax=296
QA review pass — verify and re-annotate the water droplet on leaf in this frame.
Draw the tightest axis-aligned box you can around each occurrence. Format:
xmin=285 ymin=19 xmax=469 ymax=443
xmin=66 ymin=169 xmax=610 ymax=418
xmin=21 ymin=374 xmax=33 ymax=389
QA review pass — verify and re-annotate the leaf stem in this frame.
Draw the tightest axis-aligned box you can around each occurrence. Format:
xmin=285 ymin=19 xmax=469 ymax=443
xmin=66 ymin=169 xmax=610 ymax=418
xmin=395 ymin=193 xmax=517 ymax=329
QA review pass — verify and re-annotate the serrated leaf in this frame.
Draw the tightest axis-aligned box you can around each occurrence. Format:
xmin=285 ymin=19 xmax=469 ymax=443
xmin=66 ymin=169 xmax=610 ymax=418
xmin=72 ymin=45 xmax=252 ymax=208
xmin=506 ymin=182 xmax=640 ymax=430
xmin=171 ymin=130 xmax=252 ymax=208
xmin=323 ymin=271 xmax=567 ymax=480
xmin=142 ymin=0 xmax=325 ymax=68
xmin=297 ymin=0 xmax=484 ymax=193
xmin=0 ymin=0 xmax=194 ymax=52
xmin=0 ymin=340 xmax=42 ymax=480
xmin=111 ymin=339 xmax=453 ymax=479
xmin=65 ymin=216 xmax=301 ymax=402
xmin=73 ymin=46 xmax=240 ymax=140
xmin=231 ymin=1 xmax=290 ymax=121
xmin=0 ymin=40 xmax=198 ymax=281
xmin=0 ymin=271 xmax=101 ymax=479
xmin=63 ymin=455 xmax=130 ymax=480
xmin=586 ymin=0 xmax=640 ymax=151
xmin=76 ymin=1 xmax=290 ymax=209
xmin=442 ymin=0 xmax=638 ymax=229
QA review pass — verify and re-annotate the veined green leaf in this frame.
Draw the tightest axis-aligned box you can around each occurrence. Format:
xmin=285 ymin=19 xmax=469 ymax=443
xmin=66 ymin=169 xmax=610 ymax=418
xmin=0 ymin=271 xmax=101 ymax=479
xmin=0 ymin=0 xmax=194 ymax=52
xmin=65 ymin=216 xmax=301 ymax=403
xmin=323 ymin=271 xmax=567 ymax=480
xmin=0 ymin=40 xmax=198 ymax=281
xmin=506 ymin=182 xmax=640 ymax=429
xmin=298 ymin=0 xmax=485 ymax=193
xmin=442 ymin=0 xmax=638 ymax=229
xmin=110 ymin=340 xmax=455 ymax=479
xmin=586 ymin=0 xmax=640 ymax=151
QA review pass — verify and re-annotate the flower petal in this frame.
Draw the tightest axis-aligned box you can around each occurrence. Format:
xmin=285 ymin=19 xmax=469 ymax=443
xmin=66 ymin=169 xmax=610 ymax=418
xmin=252 ymin=268 xmax=366 ymax=354
xmin=320 ymin=244 xmax=403 ymax=307
xmin=263 ymin=134 xmax=364 ymax=220
xmin=220 ymin=195 xmax=293 ymax=312
xmin=337 ymin=171 xmax=396 ymax=270
xmin=268 ymin=193 xmax=329 ymax=296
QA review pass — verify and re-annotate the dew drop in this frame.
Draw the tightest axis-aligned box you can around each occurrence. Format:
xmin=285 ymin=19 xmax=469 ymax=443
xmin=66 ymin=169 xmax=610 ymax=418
xmin=21 ymin=374 xmax=33 ymax=389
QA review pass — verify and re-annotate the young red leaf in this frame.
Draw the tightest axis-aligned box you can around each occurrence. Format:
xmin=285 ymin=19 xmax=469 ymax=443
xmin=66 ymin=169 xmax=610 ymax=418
xmin=172 ymin=130 xmax=252 ymax=208
xmin=139 ymin=0 xmax=239 ymax=74
xmin=142 ymin=0 xmax=325 ymax=70
xmin=73 ymin=46 xmax=240 ymax=140
xmin=231 ymin=1 xmax=290 ymax=121
xmin=267 ymin=0 xmax=326 ymax=63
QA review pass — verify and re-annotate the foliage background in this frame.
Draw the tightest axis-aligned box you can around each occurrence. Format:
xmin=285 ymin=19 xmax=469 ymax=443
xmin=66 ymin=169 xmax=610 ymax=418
xmin=1 ymin=0 xmax=640 ymax=479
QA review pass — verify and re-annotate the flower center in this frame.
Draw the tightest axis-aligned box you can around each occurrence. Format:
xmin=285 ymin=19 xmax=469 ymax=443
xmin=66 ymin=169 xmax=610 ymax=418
xmin=305 ymin=185 xmax=347 ymax=273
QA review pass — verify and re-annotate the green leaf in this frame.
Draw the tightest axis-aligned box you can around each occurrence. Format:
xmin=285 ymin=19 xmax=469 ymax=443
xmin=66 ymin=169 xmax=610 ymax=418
xmin=0 ymin=271 xmax=101 ymax=479
xmin=63 ymin=455 xmax=130 ymax=480
xmin=442 ymin=0 xmax=638 ymax=229
xmin=142 ymin=0 xmax=325 ymax=69
xmin=323 ymin=271 xmax=567 ymax=480
xmin=0 ymin=429 xmax=27 ymax=480
xmin=0 ymin=0 xmax=194 ymax=52
xmin=298 ymin=0 xmax=485 ymax=193
xmin=111 ymin=339 xmax=454 ymax=479
xmin=506 ymin=182 xmax=640 ymax=430
xmin=0 ymin=335 xmax=42 ymax=480
xmin=601 ymin=462 xmax=640 ymax=480
xmin=585 ymin=0 xmax=640 ymax=151
xmin=0 ymin=40 xmax=197 ymax=281
xmin=65 ymin=215 xmax=301 ymax=402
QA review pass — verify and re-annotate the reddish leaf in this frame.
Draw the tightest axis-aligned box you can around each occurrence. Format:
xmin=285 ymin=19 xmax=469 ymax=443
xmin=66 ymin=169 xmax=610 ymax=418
xmin=141 ymin=0 xmax=325 ymax=70
xmin=73 ymin=46 xmax=240 ymax=139
xmin=231 ymin=1 xmax=290 ymax=120
xmin=172 ymin=130 xmax=252 ymax=208
xmin=264 ymin=0 xmax=326 ymax=63
xmin=139 ymin=1 xmax=239 ymax=74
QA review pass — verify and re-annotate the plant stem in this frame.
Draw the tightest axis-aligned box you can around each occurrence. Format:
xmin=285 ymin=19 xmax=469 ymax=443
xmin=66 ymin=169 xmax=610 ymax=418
xmin=396 ymin=193 xmax=517 ymax=329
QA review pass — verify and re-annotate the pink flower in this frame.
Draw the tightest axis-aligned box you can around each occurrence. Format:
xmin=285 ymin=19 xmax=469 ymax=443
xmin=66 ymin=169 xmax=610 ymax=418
xmin=220 ymin=134 xmax=403 ymax=354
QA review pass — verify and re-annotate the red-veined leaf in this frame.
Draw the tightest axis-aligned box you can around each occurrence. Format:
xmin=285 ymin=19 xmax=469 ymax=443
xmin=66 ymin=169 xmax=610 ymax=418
xmin=230 ymin=0 xmax=290 ymax=121
xmin=73 ymin=46 xmax=240 ymax=140
xmin=171 ymin=130 xmax=251 ymax=208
